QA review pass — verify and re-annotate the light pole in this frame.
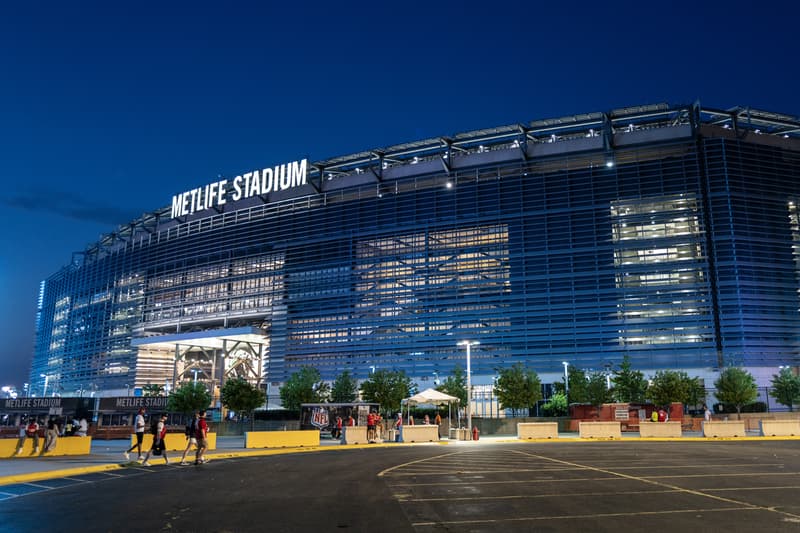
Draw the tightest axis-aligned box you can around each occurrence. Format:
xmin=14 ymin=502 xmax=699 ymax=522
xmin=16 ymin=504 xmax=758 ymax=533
xmin=458 ymin=340 xmax=479 ymax=438
xmin=562 ymin=361 xmax=569 ymax=397
xmin=40 ymin=374 xmax=49 ymax=398
xmin=191 ymin=368 xmax=201 ymax=383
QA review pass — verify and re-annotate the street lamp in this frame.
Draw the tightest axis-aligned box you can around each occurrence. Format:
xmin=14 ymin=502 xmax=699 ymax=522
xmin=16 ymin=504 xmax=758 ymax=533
xmin=40 ymin=374 xmax=49 ymax=398
xmin=191 ymin=368 xmax=201 ymax=383
xmin=458 ymin=340 xmax=479 ymax=438
xmin=562 ymin=362 xmax=569 ymax=395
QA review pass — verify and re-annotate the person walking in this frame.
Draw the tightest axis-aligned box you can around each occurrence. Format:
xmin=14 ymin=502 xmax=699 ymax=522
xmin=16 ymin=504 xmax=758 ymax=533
xmin=142 ymin=414 xmax=170 ymax=466
xmin=195 ymin=410 xmax=209 ymax=465
xmin=179 ymin=412 xmax=199 ymax=465
xmin=124 ymin=408 xmax=146 ymax=461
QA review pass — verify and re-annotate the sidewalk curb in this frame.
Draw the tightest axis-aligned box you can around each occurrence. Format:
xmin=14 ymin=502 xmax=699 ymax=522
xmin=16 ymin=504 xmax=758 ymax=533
xmin=0 ymin=464 xmax=123 ymax=486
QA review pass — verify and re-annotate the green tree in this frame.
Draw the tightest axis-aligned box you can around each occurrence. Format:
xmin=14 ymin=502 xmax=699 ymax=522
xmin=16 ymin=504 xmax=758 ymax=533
xmin=565 ymin=366 xmax=589 ymax=404
xmin=279 ymin=367 xmax=330 ymax=411
xmin=360 ymin=369 xmax=416 ymax=416
xmin=541 ymin=392 xmax=568 ymax=416
xmin=714 ymin=367 xmax=758 ymax=419
xmin=685 ymin=376 xmax=707 ymax=408
xmin=330 ymin=370 xmax=358 ymax=403
xmin=611 ymin=355 xmax=648 ymax=403
xmin=494 ymin=363 xmax=542 ymax=416
xmin=771 ymin=368 xmax=800 ymax=412
xmin=221 ymin=378 xmax=264 ymax=425
xmin=585 ymin=371 xmax=613 ymax=410
xmin=167 ymin=382 xmax=212 ymax=414
xmin=436 ymin=365 xmax=467 ymax=406
xmin=647 ymin=370 xmax=698 ymax=407
xmin=142 ymin=383 xmax=164 ymax=397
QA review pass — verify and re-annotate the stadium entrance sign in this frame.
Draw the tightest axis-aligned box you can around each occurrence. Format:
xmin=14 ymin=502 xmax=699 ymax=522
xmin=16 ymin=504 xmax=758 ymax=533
xmin=171 ymin=159 xmax=308 ymax=219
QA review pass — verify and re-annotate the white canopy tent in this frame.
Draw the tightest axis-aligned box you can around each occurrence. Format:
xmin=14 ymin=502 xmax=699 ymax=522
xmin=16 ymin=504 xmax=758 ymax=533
xmin=401 ymin=388 xmax=461 ymax=427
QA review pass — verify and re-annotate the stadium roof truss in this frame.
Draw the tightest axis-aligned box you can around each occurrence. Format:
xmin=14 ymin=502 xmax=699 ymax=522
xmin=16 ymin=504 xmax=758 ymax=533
xmin=76 ymin=102 xmax=800 ymax=263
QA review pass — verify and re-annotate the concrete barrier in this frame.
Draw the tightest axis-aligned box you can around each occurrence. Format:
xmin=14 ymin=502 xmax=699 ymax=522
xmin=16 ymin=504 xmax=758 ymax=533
xmin=579 ymin=421 xmax=621 ymax=439
xmin=245 ymin=430 xmax=320 ymax=448
xmin=0 ymin=436 xmax=92 ymax=458
xmin=450 ymin=428 xmax=472 ymax=440
xmin=639 ymin=421 xmax=682 ymax=438
xmin=760 ymin=419 xmax=800 ymax=436
xmin=341 ymin=426 xmax=368 ymax=444
xmin=401 ymin=425 xmax=439 ymax=442
xmin=131 ymin=432 xmax=217 ymax=452
xmin=702 ymin=420 xmax=746 ymax=437
xmin=517 ymin=422 xmax=559 ymax=439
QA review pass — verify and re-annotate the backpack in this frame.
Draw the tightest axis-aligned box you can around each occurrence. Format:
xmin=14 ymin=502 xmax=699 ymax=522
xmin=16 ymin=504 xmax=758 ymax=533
xmin=185 ymin=418 xmax=196 ymax=437
xmin=150 ymin=418 xmax=160 ymax=436
xmin=26 ymin=422 xmax=38 ymax=436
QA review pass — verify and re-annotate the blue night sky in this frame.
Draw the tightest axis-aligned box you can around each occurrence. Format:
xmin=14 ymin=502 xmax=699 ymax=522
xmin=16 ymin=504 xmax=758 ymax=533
xmin=1 ymin=1 xmax=798 ymax=390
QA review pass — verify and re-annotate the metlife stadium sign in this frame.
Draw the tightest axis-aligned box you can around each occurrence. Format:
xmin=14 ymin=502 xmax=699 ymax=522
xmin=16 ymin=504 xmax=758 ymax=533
xmin=171 ymin=159 xmax=308 ymax=219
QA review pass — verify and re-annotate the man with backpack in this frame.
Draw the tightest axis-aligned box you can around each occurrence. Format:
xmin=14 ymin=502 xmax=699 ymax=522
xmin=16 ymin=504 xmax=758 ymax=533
xmin=141 ymin=414 xmax=170 ymax=466
xmin=179 ymin=411 xmax=199 ymax=465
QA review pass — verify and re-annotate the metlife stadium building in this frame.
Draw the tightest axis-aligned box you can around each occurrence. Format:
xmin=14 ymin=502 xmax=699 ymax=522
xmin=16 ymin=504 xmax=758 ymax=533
xmin=30 ymin=102 xmax=800 ymax=402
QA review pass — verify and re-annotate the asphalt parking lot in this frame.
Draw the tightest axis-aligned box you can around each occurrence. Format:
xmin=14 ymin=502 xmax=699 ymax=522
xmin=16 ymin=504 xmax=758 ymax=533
xmin=1 ymin=439 xmax=799 ymax=532
xmin=382 ymin=440 xmax=800 ymax=532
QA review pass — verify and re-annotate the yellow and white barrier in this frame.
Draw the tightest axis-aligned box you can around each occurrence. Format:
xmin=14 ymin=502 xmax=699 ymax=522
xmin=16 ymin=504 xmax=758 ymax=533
xmin=244 ymin=430 xmax=320 ymax=448
xmin=0 ymin=436 xmax=92 ymax=458
xmin=130 ymin=432 xmax=217 ymax=452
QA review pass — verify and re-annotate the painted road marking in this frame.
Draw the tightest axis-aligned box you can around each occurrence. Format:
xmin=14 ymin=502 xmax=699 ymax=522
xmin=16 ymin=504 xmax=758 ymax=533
xmin=410 ymin=506 xmax=755 ymax=527
xmin=383 ymin=447 xmax=800 ymax=529
xmin=513 ymin=449 xmax=800 ymax=522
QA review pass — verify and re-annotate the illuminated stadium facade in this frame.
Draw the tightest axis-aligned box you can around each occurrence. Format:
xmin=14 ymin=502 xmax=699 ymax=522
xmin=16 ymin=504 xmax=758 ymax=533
xmin=29 ymin=102 xmax=800 ymax=402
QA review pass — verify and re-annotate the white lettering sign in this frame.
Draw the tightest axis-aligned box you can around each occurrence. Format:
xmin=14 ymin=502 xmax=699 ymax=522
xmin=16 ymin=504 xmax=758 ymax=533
xmin=171 ymin=159 xmax=307 ymax=219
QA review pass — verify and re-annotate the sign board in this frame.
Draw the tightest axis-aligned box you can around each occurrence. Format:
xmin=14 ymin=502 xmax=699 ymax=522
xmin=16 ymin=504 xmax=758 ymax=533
xmin=614 ymin=408 xmax=629 ymax=421
xmin=171 ymin=159 xmax=308 ymax=219
xmin=98 ymin=396 xmax=170 ymax=412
